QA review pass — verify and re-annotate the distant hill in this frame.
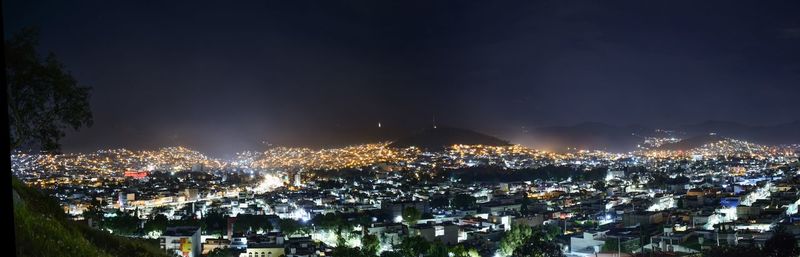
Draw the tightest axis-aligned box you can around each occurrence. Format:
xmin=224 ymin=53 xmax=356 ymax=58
xmin=389 ymin=127 xmax=510 ymax=150
xmin=678 ymin=120 xmax=800 ymax=145
xmin=524 ymin=120 xmax=800 ymax=152
xmin=655 ymin=134 xmax=724 ymax=151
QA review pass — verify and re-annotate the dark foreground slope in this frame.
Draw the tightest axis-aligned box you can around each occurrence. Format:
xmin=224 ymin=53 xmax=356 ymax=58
xmin=12 ymin=178 xmax=168 ymax=257
xmin=389 ymin=127 xmax=511 ymax=150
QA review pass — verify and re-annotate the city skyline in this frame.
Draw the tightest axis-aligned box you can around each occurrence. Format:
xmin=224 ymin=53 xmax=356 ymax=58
xmin=7 ymin=2 xmax=800 ymax=257
xmin=4 ymin=1 xmax=800 ymax=156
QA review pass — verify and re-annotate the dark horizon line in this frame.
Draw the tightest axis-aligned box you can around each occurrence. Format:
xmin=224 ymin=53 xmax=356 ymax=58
xmin=35 ymin=118 xmax=800 ymax=156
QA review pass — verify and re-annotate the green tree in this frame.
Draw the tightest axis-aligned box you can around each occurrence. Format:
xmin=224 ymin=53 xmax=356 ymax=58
xmin=313 ymin=212 xmax=346 ymax=230
xmin=204 ymin=211 xmax=228 ymax=235
xmin=143 ymin=214 xmax=169 ymax=234
xmin=498 ymin=223 xmax=533 ymax=256
xmin=335 ymin=225 xmax=349 ymax=247
xmin=83 ymin=201 xmax=105 ymax=227
xmin=452 ymin=194 xmax=477 ymax=210
xmin=233 ymin=214 xmax=273 ymax=234
xmin=402 ymin=207 xmax=421 ymax=225
xmin=541 ymin=224 xmax=561 ymax=239
xmin=362 ymin=233 xmax=380 ymax=256
xmin=394 ymin=237 xmax=451 ymax=257
xmin=355 ymin=214 xmax=374 ymax=229
xmin=450 ymin=245 xmax=480 ymax=257
xmin=427 ymin=240 xmax=449 ymax=257
xmin=104 ymin=210 xmax=141 ymax=236
xmin=398 ymin=236 xmax=430 ymax=257
xmin=279 ymin=218 xmax=304 ymax=235
xmin=6 ymin=28 xmax=93 ymax=152
xmin=512 ymin=233 xmax=563 ymax=257
xmin=331 ymin=246 xmax=370 ymax=257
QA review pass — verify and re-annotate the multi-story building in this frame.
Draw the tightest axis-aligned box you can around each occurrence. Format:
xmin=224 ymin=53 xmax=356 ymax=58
xmin=242 ymin=232 xmax=285 ymax=257
xmin=409 ymin=222 xmax=460 ymax=245
xmin=160 ymin=226 xmax=201 ymax=257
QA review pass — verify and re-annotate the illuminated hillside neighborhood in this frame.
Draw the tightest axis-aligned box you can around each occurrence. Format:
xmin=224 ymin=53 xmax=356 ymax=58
xmin=11 ymin=134 xmax=800 ymax=257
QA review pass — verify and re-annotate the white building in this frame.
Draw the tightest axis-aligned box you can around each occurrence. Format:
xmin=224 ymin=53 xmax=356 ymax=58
xmin=569 ymin=231 xmax=606 ymax=256
xmin=160 ymin=227 xmax=201 ymax=257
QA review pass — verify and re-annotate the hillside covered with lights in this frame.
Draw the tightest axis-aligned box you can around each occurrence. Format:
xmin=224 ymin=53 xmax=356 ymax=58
xmin=388 ymin=127 xmax=511 ymax=150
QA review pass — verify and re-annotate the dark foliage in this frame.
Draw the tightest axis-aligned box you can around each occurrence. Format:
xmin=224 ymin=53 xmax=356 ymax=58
xmin=703 ymin=244 xmax=762 ymax=257
xmin=402 ymin=207 xmax=421 ymax=225
xmin=513 ymin=235 xmax=563 ymax=257
xmin=764 ymin=228 xmax=800 ymax=257
xmin=12 ymin=178 xmax=169 ymax=257
xmin=6 ymin=28 xmax=93 ymax=152
xmin=452 ymin=193 xmax=477 ymax=210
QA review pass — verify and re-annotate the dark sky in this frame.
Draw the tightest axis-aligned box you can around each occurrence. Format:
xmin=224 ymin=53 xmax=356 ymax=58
xmin=5 ymin=1 xmax=800 ymax=156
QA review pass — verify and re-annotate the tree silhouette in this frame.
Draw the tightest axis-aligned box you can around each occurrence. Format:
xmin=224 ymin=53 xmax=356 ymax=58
xmin=498 ymin=223 xmax=533 ymax=256
xmin=452 ymin=193 xmax=477 ymax=210
xmin=279 ymin=218 xmax=304 ymax=235
xmin=764 ymin=227 xmax=800 ymax=257
xmin=703 ymin=244 xmax=761 ymax=257
xmin=512 ymin=235 xmax=562 ymax=257
xmin=402 ymin=207 xmax=421 ymax=225
xmin=498 ymin=224 xmax=563 ymax=257
xmin=206 ymin=248 xmax=236 ymax=257
xmin=398 ymin=236 xmax=430 ymax=257
xmin=450 ymin=245 xmax=480 ymax=257
xmin=361 ymin=233 xmax=380 ymax=256
xmin=6 ymin=27 xmax=93 ymax=152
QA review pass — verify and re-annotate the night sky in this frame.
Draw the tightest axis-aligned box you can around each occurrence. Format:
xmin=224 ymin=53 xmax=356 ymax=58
xmin=5 ymin=1 xmax=800 ymax=156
